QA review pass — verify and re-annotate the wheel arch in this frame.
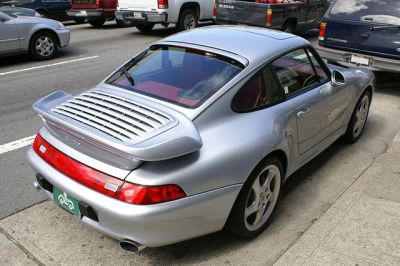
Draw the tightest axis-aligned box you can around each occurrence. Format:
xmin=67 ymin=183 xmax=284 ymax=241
xmin=30 ymin=28 xmax=61 ymax=47
xmin=283 ymin=17 xmax=297 ymax=30
xmin=180 ymin=2 xmax=200 ymax=17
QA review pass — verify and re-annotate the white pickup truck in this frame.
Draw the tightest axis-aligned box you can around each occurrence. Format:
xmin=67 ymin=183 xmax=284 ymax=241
xmin=115 ymin=0 xmax=214 ymax=32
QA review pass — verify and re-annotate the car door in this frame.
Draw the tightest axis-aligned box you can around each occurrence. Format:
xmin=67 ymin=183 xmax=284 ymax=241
xmin=0 ymin=12 xmax=19 ymax=53
xmin=270 ymin=47 xmax=349 ymax=154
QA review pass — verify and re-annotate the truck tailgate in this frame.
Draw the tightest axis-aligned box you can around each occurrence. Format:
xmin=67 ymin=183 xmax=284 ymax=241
xmin=118 ymin=0 xmax=157 ymax=11
xmin=216 ymin=0 xmax=270 ymax=26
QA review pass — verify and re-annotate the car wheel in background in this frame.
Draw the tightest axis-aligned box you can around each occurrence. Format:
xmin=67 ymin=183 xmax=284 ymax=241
xmin=227 ymin=157 xmax=283 ymax=238
xmin=135 ymin=23 xmax=155 ymax=32
xmin=29 ymin=31 xmax=58 ymax=61
xmin=282 ymin=20 xmax=295 ymax=34
xmin=88 ymin=18 xmax=105 ymax=28
xmin=74 ymin=18 xmax=86 ymax=24
xmin=344 ymin=90 xmax=371 ymax=143
xmin=116 ymin=19 xmax=134 ymax=27
xmin=177 ymin=9 xmax=198 ymax=31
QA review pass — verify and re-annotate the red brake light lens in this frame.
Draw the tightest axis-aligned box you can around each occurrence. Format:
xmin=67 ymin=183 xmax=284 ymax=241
xmin=213 ymin=1 xmax=217 ymax=17
xmin=33 ymin=134 xmax=123 ymax=197
xmin=33 ymin=134 xmax=187 ymax=205
xmin=116 ymin=183 xmax=187 ymax=205
xmin=158 ymin=0 xmax=168 ymax=9
xmin=266 ymin=9 xmax=272 ymax=26
xmin=319 ymin=22 xmax=327 ymax=41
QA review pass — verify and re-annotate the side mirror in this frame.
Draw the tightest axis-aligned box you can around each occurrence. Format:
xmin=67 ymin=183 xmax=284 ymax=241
xmin=331 ymin=70 xmax=346 ymax=86
xmin=0 ymin=12 xmax=11 ymax=22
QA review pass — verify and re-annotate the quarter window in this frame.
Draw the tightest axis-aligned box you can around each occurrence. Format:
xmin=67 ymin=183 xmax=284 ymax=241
xmin=232 ymin=66 xmax=284 ymax=112
xmin=271 ymin=48 xmax=324 ymax=95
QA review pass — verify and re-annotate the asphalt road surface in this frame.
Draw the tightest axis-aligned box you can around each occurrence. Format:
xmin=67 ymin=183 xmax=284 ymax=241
xmin=0 ymin=22 xmax=400 ymax=265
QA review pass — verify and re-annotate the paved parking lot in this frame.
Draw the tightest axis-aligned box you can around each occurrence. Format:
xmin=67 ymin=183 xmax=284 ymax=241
xmin=1 ymin=22 xmax=400 ymax=265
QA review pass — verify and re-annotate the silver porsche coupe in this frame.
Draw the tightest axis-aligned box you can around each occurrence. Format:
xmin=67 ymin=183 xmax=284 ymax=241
xmin=27 ymin=26 xmax=374 ymax=251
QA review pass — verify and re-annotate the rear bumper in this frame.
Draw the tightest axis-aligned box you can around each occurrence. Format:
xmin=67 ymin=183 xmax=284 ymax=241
xmin=26 ymin=148 xmax=242 ymax=247
xmin=317 ymin=45 xmax=400 ymax=73
xmin=115 ymin=10 xmax=167 ymax=23
xmin=67 ymin=9 xmax=116 ymax=18
xmin=56 ymin=29 xmax=70 ymax=47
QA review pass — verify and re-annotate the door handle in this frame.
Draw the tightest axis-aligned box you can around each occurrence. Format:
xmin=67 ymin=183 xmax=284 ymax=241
xmin=361 ymin=33 xmax=369 ymax=38
xmin=297 ymin=108 xmax=310 ymax=118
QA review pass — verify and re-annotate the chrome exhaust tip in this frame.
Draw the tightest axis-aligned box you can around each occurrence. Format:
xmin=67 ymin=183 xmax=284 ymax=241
xmin=33 ymin=180 xmax=41 ymax=190
xmin=119 ymin=240 xmax=145 ymax=253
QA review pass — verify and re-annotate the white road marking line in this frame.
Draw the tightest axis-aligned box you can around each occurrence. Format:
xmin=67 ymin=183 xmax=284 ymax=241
xmin=0 ymin=135 xmax=36 ymax=155
xmin=0 ymin=55 xmax=99 ymax=76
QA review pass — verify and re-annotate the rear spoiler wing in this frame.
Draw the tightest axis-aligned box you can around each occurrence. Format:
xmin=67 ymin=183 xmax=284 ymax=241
xmin=33 ymin=89 xmax=203 ymax=168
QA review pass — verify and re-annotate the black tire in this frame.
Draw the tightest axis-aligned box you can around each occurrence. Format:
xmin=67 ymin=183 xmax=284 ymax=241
xmin=36 ymin=10 xmax=49 ymax=18
xmin=226 ymin=157 xmax=283 ymax=238
xmin=74 ymin=18 xmax=86 ymax=24
xmin=88 ymin=18 xmax=105 ymax=28
xmin=282 ymin=20 xmax=295 ymax=34
xmin=135 ymin=23 xmax=155 ymax=32
xmin=29 ymin=31 xmax=58 ymax=61
xmin=116 ymin=19 xmax=134 ymax=27
xmin=344 ymin=90 xmax=371 ymax=143
xmin=177 ymin=8 xmax=198 ymax=31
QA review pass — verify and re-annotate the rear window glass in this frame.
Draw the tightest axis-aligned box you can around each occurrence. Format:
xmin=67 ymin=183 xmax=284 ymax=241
xmin=330 ymin=0 xmax=400 ymax=25
xmin=106 ymin=45 xmax=244 ymax=108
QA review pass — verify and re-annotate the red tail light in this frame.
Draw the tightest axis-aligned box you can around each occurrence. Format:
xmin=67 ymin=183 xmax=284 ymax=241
xmin=319 ymin=22 xmax=327 ymax=41
xmin=213 ymin=1 xmax=217 ymax=17
xmin=266 ymin=8 xmax=272 ymax=27
xmin=33 ymin=134 xmax=186 ymax=205
xmin=158 ymin=0 xmax=168 ymax=9
xmin=116 ymin=183 xmax=186 ymax=205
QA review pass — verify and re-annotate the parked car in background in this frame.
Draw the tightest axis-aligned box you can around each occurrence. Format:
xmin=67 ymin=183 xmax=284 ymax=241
xmin=317 ymin=0 xmax=400 ymax=72
xmin=115 ymin=0 xmax=214 ymax=32
xmin=215 ymin=0 xmax=330 ymax=33
xmin=67 ymin=0 xmax=132 ymax=27
xmin=0 ymin=6 xmax=41 ymax=17
xmin=0 ymin=11 xmax=70 ymax=60
xmin=1 ymin=0 xmax=74 ymax=22
xmin=27 ymin=26 xmax=374 ymax=251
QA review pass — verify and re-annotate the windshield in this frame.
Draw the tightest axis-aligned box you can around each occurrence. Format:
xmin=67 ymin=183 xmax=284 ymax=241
xmin=106 ymin=45 xmax=244 ymax=108
xmin=330 ymin=0 xmax=400 ymax=25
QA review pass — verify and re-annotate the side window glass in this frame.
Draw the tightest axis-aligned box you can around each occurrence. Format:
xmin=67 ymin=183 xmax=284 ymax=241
xmin=232 ymin=66 xmax=284 ymax=112
xmin=306 ymin=48 xmax=329 ymax=81
xmin=271 ymin=49 xmax=319 ymax=95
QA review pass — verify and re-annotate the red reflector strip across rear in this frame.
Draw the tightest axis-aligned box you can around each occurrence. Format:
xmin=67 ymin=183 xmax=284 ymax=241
xmin=33 ymin=134 xmax=123 ymax=197
xmin=32 ymin=134 xmax=187 ymax=205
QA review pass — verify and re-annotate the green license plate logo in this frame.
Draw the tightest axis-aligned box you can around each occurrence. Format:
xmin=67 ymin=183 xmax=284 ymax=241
xmin=53 ymin=187 xmax=80 ymax=217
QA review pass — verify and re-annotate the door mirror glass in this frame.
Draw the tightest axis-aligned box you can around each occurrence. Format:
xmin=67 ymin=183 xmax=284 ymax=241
xmin=0 ymin=12 xmax=11 ymax=22
xmin=331 ymin=70 xmax=346 ymax=86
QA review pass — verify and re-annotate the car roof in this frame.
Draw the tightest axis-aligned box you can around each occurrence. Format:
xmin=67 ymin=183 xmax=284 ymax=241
xmin=160 ymin=26 xmax=310 ymax=63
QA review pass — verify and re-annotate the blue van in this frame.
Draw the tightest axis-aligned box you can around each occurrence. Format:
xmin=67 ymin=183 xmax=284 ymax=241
xmin=317 ymin=0 xmax=400 ymax=72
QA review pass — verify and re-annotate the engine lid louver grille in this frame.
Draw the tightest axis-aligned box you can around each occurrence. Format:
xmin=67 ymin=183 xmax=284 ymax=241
xmin=52 ymin=90 xmax=175 ymax=142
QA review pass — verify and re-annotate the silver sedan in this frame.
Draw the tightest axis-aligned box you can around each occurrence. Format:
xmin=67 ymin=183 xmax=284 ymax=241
xmin=0 ymin=11 xmax=69 ymax=60
xmin=27 ymin=26 xmax=374 ymax=251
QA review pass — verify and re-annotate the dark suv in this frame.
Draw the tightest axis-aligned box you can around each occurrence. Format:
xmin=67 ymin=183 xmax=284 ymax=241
xmin=317 ymin=0 xmax=400 ymax=72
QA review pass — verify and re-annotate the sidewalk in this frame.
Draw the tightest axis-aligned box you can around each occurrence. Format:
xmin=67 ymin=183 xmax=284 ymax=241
xmin=274 ymin=132 xmax=400 ymax=266
xmin=1 ymin=132 xmax=399 ymax=265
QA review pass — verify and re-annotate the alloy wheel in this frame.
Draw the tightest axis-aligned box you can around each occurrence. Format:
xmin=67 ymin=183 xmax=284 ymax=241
xmin=35 ymin=36 xmax=55 ymax=57
xmin=353 ymin=94 xmax=370 ymax=138
xmin=244 ymin=164 xmax=281 ymax=231
xmin=184 ymin=13 xmax=196 ymax=30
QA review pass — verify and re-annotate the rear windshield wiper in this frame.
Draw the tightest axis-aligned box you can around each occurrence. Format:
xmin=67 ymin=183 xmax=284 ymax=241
xmin=121 ymin=68 xmax=135 ymax=86
xmin=370 ymin=25 xmax=400 ymax=31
